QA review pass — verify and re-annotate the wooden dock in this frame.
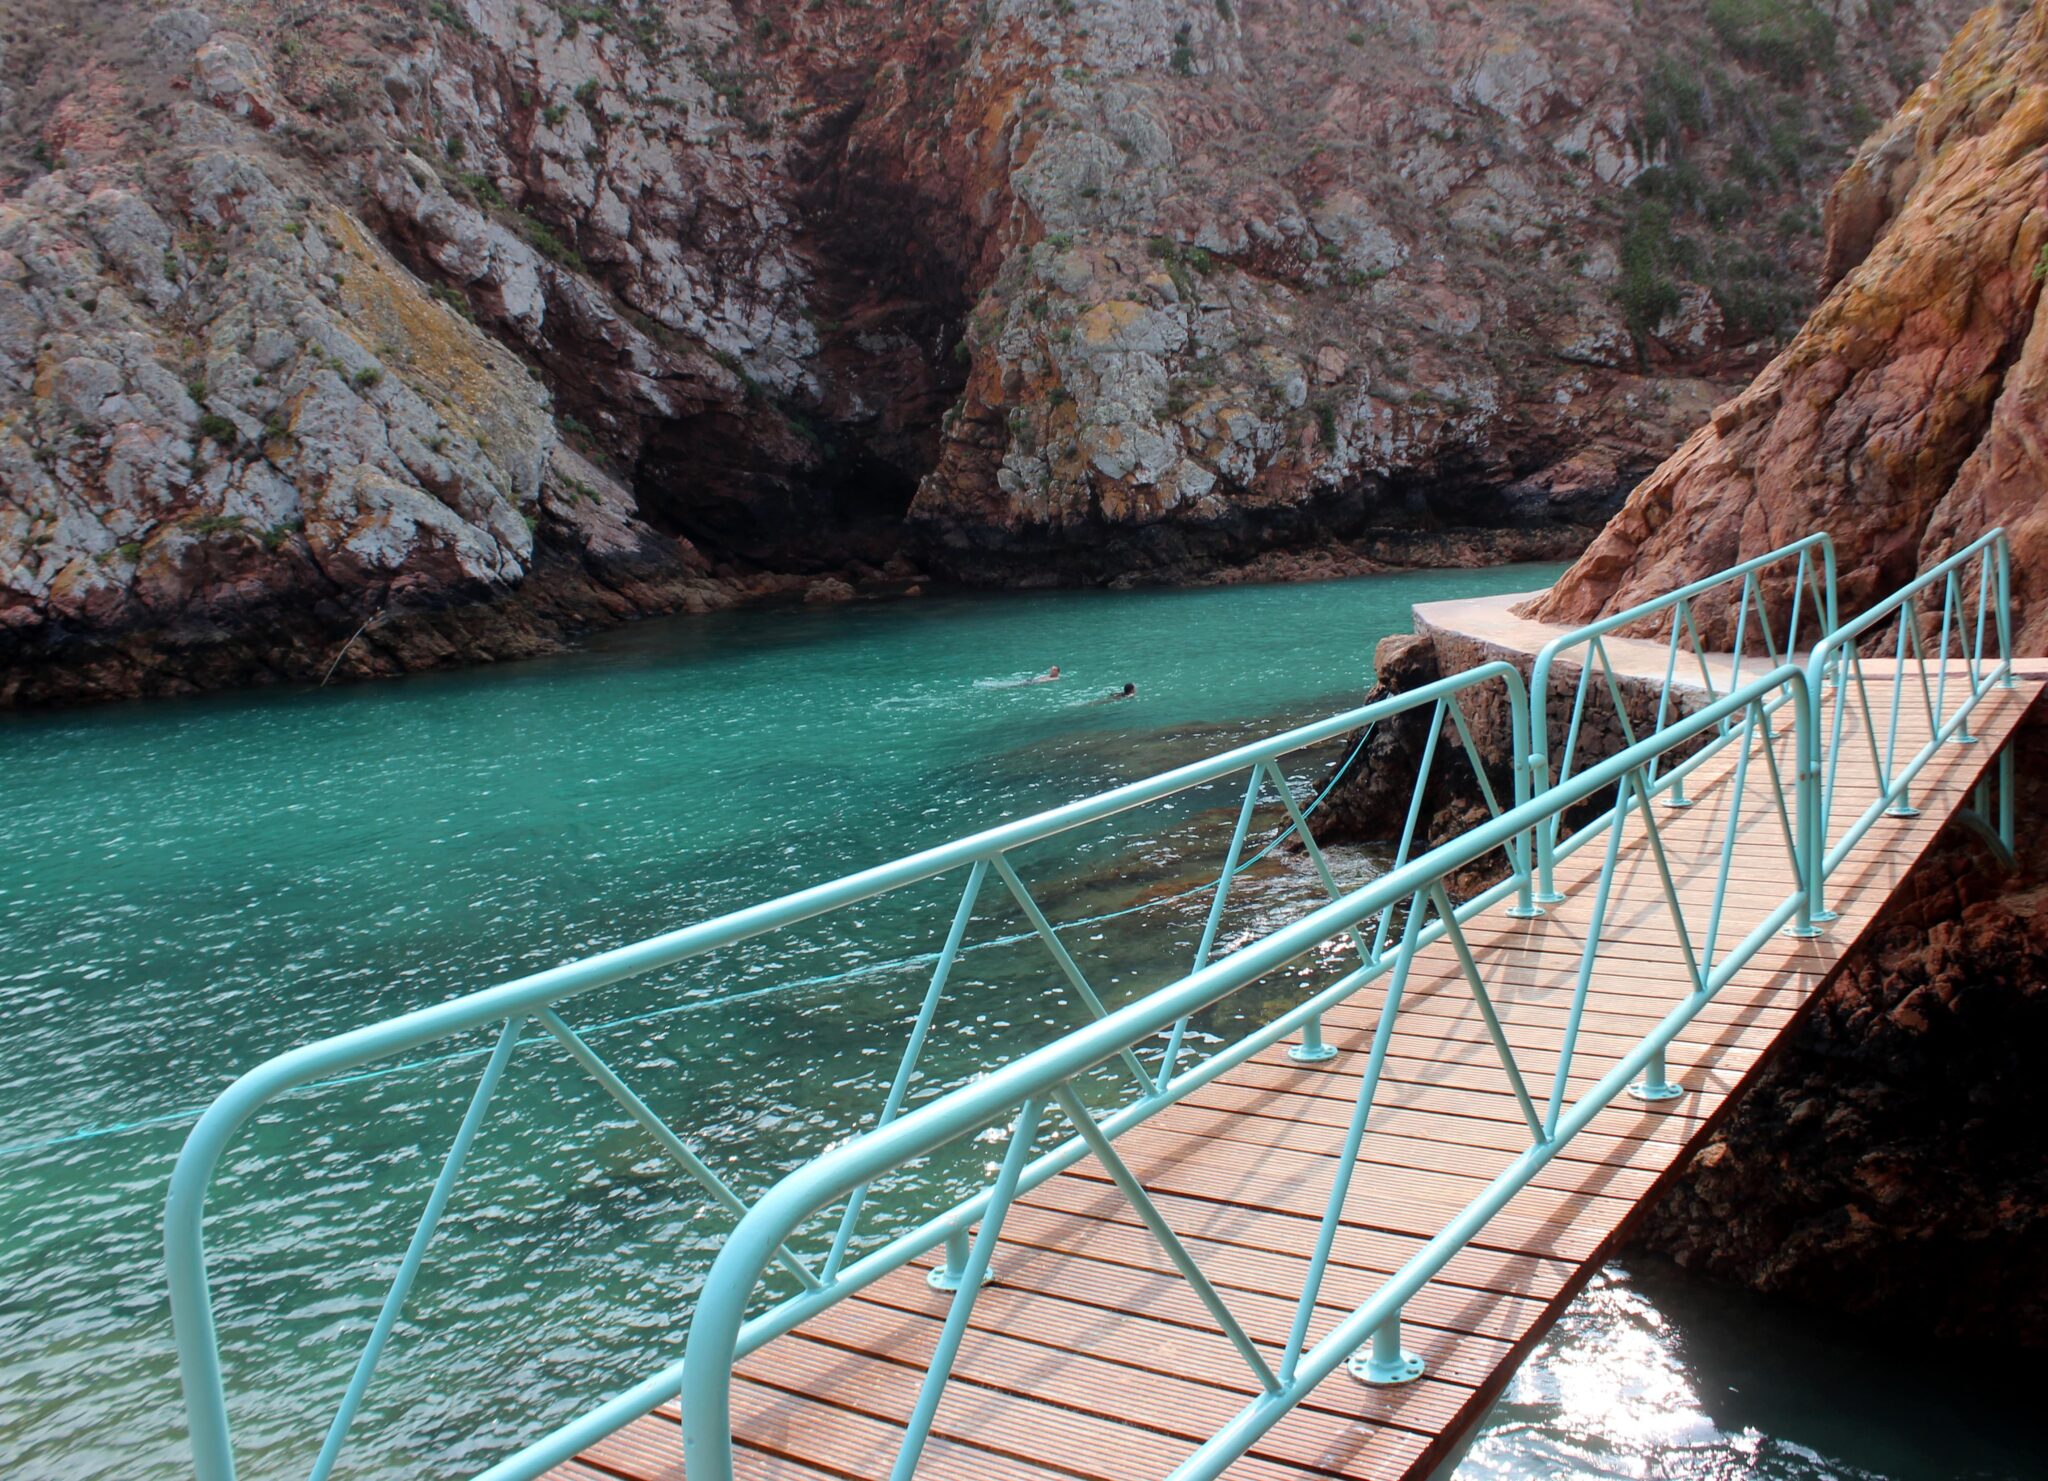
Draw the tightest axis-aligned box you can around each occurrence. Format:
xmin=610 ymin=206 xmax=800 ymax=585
xmin=556 ymin=672 xmax=2041 ymax=1481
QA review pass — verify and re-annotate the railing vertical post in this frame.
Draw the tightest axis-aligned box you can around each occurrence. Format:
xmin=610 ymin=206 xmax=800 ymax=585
xmin=1947 ymin=573 xmax=1977 ymax=745
xmin=1290 ymin=1013 xmax=1336 ymax=1064
xmin=1533 ymin=743 xmax=1560 ymax=902
xmin=1530 ymin=648 xmax=1562 ymax=904
xmin=1628 ymin=1043 xmax=1683 ymax=1102
xmin=1348 ymin=1309 xmax=1423 ymax=1386
xmin=1791 ymin=669 xmax=1826 ymax=937
xmin=1997 ymin=533 xmax=2017 ymax=688
xmin=1824 ymin=537 xmax=1840 ymax=637
xmin=2000 ymin=742 xmax=2016 ymax=852
xmin=1508 ymin=669 xmax=1542 ymax=917
xmin=1885 ymin=600 xmax=1920 ymax=819
xmin=927 ymin=1227 xmax=982 ymax=1292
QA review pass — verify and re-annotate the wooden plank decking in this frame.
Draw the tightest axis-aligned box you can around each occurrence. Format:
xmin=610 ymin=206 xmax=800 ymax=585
xmin=560 ymin=671 xmax=2042 ymax=1481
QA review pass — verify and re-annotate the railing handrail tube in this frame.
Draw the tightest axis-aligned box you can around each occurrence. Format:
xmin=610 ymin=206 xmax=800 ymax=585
xmin=1527 ymin=532 xmax=1836 ymax=708
xmin=1801 ymin=529 xmax=2012 ymax=910
xmin=474 ymin=856 xmax=1539 ymax=1481
xmin=1804 ymin=528 xmax=2008 ymax=670
xmin=167 ymin=662 xmax=1532 ymax=1481
xmin=1527 ymin=533 xmax=1837 ymax=899
xmin=678 ymin=665 xmax=1811 ymax=1481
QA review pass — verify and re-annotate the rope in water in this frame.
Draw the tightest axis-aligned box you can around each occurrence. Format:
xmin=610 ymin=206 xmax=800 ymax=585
xmin=0 ymin=721 xmax=1378 ymax=1162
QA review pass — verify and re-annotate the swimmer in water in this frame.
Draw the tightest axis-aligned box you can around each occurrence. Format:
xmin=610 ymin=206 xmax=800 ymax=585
xmin=1090 ymin=683 xmax=1137 ymax=704
xmin=1027 ymin=665 xmax=1062 ymax=684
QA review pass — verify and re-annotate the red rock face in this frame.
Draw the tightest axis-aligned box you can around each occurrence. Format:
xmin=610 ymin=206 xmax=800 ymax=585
xmin=1495 ymin=5 xmax=2048 ymax=1344
xmin=1527 ymin=2 xmax=2048 ymax=649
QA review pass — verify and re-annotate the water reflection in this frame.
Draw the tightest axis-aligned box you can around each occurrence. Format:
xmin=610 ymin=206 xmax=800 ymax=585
xmin=1460 ymin=1261 xmax=2036 ymax=1481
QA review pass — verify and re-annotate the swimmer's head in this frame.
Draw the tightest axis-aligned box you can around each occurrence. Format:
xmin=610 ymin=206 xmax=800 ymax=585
xmin=1048 ymin=665 xmax=1060 ymax=677
xmin=1122 ymin=683 xmax=1136 ymax=695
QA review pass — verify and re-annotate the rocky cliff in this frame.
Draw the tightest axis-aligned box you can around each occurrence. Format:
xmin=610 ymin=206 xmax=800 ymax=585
xmin=1527 ymin=0 xmax=2048 ymax=644
xmin=1533 ymin=0 xmax=2048 ymax=1343
xmin=0 ymin=0 xmax=1968 ymax=701
xmin=1325 ymin=0 xmax=2048 ymax=1347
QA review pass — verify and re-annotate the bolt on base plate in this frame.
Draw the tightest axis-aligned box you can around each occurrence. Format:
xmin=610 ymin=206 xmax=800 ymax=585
xmin=1347 ymin=1348 xmax=1425 ymax=1386
xmin=1287 ymin=1041 xmax=1337 ymax=1064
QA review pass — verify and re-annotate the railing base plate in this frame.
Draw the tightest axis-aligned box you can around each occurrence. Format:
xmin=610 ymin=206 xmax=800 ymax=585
xmin=1503 ymin=904 xmax=1544 ymax=920
xmin=1286 ymin=1042 xmax=1338 ymax=1065
xmin=927 ymin=1266 xmax=993 ymax=1293
xmin=1663 ymin=796 xmax=1695 ymax=810
xmin=1347 ymin=1349 xmax=1425 ymax=1386
xmin=1886 ymin=805 xmax=1922 ymax=819
xmin=1627 ymin=1078 xmax=1683 ymax=1103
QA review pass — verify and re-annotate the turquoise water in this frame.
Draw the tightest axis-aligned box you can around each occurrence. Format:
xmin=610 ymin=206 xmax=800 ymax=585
xmin=0 ymin=565 xmax=2026 ymax=1481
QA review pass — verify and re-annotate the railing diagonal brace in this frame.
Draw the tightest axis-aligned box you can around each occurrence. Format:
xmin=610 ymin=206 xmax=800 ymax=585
xmin=1744 ymin=697 xmax=1805 ymax=876
xmin=1590 ymin=637 xmax=1641 ymax=754
xmin=1051 ymin=1085 xmax=1280 ymax=1393
xmin=990 ymin=854 xmax=1154 ymax=1095
xmin=1160 ymin=771 xmax=1266 ymax=1091
xmin=1545 ymin=773 xmax=1632 ymax=1138
xmin=1426 ymin=884 xmax=1543 ymax=1142
xmin=889 ymin=1095 xmax=1045 ymax=1481
xmin=1376 ymin=703 xmax=1446 ymax=959
xmin=306 ymin=1017 xmax=525 ymax=1481
xmin=1280 ymin=888 xmax=1432 ymax=1383
xmin=537 ymin=1009 xmax=823 ymax=1293
xmin=1618 ymin=767 xmax=1707 ymax=997
xmin=1441 ymin=700 xmax=1506 ymax=820
xmin=826 ymin=859 xmax=991 ymax=1280
xmin=1259 ymin=759 xmax=1371 ymax=962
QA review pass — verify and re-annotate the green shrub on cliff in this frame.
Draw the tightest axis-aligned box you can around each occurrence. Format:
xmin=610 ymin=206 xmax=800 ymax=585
xmin=1708 ymin=0 xmax=1836 ymax=84
xmin=1617 ymin=201 xmax=1681 ymax=343
xmin=1640 ymin=53 xmax=1705 ymax=154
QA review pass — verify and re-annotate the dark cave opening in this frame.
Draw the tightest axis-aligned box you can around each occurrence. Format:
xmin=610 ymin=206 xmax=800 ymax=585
xmin=631 ymin=408 xmax=931 ymax=572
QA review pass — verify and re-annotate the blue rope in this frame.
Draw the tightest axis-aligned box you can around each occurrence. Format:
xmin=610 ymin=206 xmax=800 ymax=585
xmin=0 ymin=723 xmax=1376 ymax=1162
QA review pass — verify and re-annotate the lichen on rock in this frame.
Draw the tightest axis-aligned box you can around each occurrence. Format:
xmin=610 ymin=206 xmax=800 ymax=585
xmin=0 ymin=0 xmax=1976 ymax=701
xmin=1527 ymin=0 xmax=2048 ymax=645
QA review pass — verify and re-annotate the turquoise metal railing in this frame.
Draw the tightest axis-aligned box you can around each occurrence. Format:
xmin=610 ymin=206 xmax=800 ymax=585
xmin=164 ymin=661 xmax=1532 ymax=1481
xmin=1803 ymin=528 xmax=2016 ymax=924
xmin=673 ymin=667 xmax=1821 ymax=1481
xmin=1529 ymin=532 xmax=1837 ymax=902
xmin=168 ymin=529 xmax=2020 ymax=1481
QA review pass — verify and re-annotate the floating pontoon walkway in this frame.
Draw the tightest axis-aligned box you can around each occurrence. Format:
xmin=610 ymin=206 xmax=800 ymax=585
xmin=554 ymin=691 xmax=2038 ymax=1479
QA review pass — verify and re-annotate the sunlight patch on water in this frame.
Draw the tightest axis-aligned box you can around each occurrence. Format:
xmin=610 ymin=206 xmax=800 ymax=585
xmin=1459 ymin=1262 xmax=2032 ymax=1481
